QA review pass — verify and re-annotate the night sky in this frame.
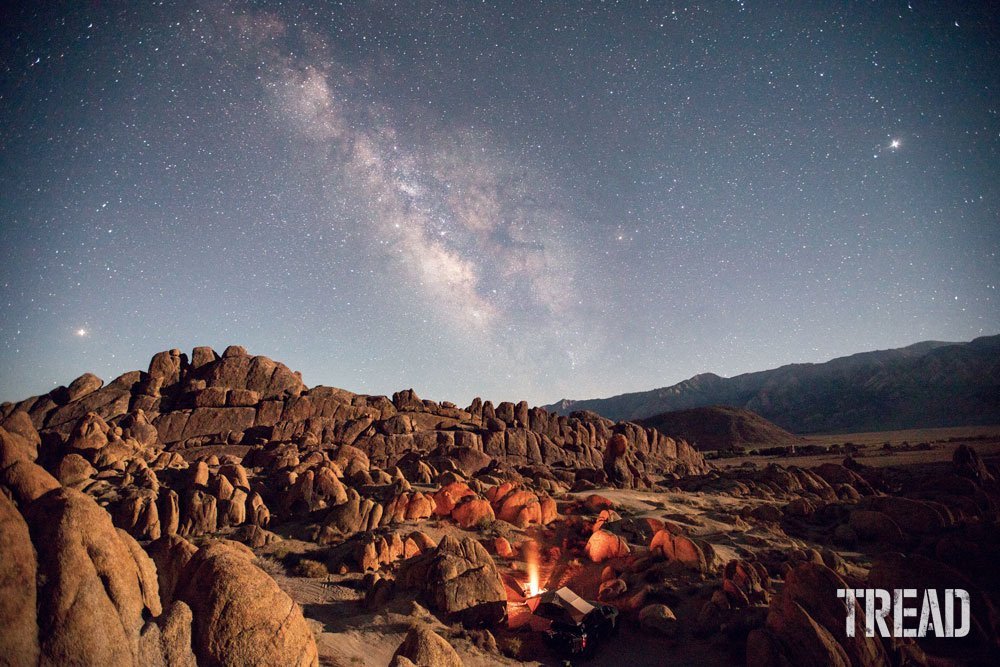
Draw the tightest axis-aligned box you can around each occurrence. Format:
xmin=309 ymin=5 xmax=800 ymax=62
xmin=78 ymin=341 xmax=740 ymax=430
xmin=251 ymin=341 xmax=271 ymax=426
xmin=1 ymin=1 xmax=998 ymax=407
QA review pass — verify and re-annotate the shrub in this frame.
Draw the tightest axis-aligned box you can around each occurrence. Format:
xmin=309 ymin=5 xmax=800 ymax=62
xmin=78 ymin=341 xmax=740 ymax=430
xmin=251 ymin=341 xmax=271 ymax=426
xmin=291 ymin=558 xmax=329 ymax=578
xmin=268 ymin=542 xmax=292 ymax=561
xmin=498 ymin=635 xmax=526 ymax=660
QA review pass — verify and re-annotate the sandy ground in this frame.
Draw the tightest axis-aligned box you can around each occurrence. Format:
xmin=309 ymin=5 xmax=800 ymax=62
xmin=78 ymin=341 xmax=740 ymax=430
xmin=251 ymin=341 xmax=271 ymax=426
xmin=717 ymin=426 xmax=1000 ymax=471
xmin=801 ymin=425 xmax=1000 ymax=447
xmin=280 ymin=576 xmax=523 ymax=667
xmin=260 ymin=529 xmax=534 ymax=667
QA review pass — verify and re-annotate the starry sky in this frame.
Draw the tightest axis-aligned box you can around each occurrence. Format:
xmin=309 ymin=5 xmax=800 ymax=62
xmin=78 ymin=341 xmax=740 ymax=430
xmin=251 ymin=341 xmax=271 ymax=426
xmin=1 ymin=1 xmax=998 ymax=407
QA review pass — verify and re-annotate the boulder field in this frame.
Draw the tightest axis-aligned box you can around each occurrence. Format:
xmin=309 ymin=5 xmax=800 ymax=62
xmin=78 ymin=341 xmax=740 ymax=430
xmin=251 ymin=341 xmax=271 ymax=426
xmin=2 ymin=346 xmax=998 ymax=665
xmin=0 ymin=346 xmax=705 ymax=666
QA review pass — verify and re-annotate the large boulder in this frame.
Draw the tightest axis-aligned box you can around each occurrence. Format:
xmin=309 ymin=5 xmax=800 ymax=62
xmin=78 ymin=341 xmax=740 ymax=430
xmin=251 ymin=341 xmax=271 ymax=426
xmin=195 ymin=353 xmax=305 ymax=400
xmin=0 ymin=418 xmax=39 ymax=465
xmin=747 ymin=562 xmax=889 ymax=667
xmin=138 ymin=601 xmax=197 ymax=667
xmin=585 ymin=529 xmax=631 ymax=563
xmin=179 ymin=489 xmax=218 ymax=536
xmin=44 ymin=375 xmax=137 ymax=431
xmin=281 ymin=466 xmax=348 ymax=514
xmin=1 ymin=410 xmax=41 ymax=455
xmin=494 ymin=488 xmax=542 ymax=528
xmin=861 ymin=496 xmax=952 ymax=535
xmin=112 ymin=487 xmax=162 ymax=540
xmin=539 ymin=495 xmax=558 ymax=524
xmin=177 ymin=407 xmax=256 ymax=442
xmin=867 ymin=552 xmax=998 ymax=652
xmin=318 ymin=488 xmax=383 ymax=539
xmin=24 ymin=488 xmax=163 ymax=666
xmin=722 ymin=559 xmax=771 ymax=607
xmin=1 ymin=459 xmax=60 ymax=505
xmin=177 ymin=541 xmax=318 ymax=666
xmin=147 ymin=534 xmax=199 ymax=606
xmin=399 ymin=534 xmax=507 ymax=625
xmin=446 ymin=446 xmax=493 ymax=476
xmin=649 ymin=529 xmax=707 ymax=571
xmin=231 ymin=524 xmax=282 ymax=549
xmin=66 ymin=373 xmax=104 ymax=402
xmin=390 ymin=625 xmax=463 ymax=667
xmin=119 ymin=409 xmax=160 ymax=449
xmin=65 ymin=412 xmax=111 ymax=453
xmin=953 ymin=444 xmax=995 ymax=483
xmin=0 ymin=491 xmax=39 ymax=665
xmin=603 ymin=433 xmax=633 ymax=487
xmin=148 ymin=349 xmax=185 ymax=388
xmin=433 ymin=482 xmax=476 ymax=516
xmin=190 ymin=346 xmax=219 ymax=370
xmin=55 ymin=453 xmax=97 ymax=486
xmin=639 ymin=604 xmax=678 ymax=637
xmin=848 ymin=509 xmax=904 ymax=546
xmin=451 ymin=497 xmax=495 ymax=529
xmin=747 ymin=601 xmax=849 ymax=667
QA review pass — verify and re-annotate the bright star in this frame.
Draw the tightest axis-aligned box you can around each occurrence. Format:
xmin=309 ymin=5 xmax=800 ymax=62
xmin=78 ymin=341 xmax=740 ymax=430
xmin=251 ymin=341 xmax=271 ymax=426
xmin=75 ymin=328 xmax=88 ymax=337
xmin=890 ymin=139 xmax=901 ymax=149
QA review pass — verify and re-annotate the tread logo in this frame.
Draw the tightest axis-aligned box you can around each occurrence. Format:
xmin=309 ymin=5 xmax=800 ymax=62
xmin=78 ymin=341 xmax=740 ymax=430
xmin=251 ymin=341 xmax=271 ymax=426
xmin=837 ymin=588 xmax=971 ymax=638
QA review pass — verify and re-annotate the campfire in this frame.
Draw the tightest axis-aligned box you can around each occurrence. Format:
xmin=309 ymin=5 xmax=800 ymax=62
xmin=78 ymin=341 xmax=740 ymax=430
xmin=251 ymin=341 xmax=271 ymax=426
xmin=506 ymin=539 xmax=550 ymax=630
xmin=522 ymin=539 xmax=545 ymax=598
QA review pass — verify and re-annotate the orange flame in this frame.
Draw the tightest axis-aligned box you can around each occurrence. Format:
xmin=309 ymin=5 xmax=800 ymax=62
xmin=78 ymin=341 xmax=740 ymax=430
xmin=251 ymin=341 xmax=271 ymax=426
xmin=524 ymin=539 xmax=542 ymax=597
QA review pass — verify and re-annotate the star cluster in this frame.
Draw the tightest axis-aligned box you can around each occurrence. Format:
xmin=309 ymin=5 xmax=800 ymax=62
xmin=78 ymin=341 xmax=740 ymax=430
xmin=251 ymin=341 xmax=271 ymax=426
xmin=1 ymin=1 xmax=997 ymax=405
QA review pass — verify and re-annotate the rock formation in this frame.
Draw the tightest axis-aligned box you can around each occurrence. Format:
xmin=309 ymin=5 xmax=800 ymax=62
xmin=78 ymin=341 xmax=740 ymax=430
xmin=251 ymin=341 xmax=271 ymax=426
xmin=3 ymin=345 xmax=997 ymax=666
xmin=178 ymin=542 xmax=318 ymax=666
xmin=390 ymin=625 xmax=464 ymax=667
xmin=1 ymin=347 xmax=707 ymax=493
xmin=399 ymin=534 xmax=507 ymax=625
xmin=0 ymin=409 xmax=317 ymax=667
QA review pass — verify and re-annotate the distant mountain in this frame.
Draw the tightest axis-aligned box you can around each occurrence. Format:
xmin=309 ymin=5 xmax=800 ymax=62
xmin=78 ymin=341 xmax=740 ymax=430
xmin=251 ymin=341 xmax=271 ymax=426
xmin=637 ymin=405 xmax=803 ymax=451
xmin=544 ymin=335 xmax=1000 ymax=434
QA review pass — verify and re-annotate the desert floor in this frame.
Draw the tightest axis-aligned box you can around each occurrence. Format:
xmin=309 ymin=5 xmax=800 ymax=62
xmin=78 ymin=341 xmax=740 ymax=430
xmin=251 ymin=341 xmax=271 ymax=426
xmin=260 ymin=423 xmax=1000 ymax=666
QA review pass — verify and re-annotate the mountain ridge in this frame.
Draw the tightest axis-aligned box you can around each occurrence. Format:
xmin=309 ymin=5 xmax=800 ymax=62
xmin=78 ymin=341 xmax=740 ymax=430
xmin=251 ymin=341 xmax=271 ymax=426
xmin=636 ymin=405 xmax=803 ymax=451
xmin=544 ymin=335 xmax=1000 ymax=433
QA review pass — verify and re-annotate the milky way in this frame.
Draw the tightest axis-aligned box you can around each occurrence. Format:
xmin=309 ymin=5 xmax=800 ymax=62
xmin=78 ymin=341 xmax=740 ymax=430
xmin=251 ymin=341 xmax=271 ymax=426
xmin=1 ymin=1 xmax=997 ymax=406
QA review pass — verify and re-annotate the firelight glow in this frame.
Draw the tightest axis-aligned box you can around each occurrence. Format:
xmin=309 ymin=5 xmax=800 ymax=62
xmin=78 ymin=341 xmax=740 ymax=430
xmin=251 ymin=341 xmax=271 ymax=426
xmin=527 ymin=560 xmax=542 ymax=597
xmin=525 ymin=539 xmax=543 ymax=597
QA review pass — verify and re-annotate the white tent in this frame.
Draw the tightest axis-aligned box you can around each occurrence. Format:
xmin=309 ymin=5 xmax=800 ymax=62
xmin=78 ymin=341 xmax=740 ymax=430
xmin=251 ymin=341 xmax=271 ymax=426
xmin=526 ymin=587 xmax=595 ymax=625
